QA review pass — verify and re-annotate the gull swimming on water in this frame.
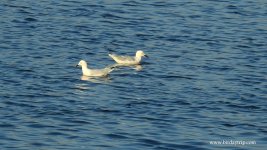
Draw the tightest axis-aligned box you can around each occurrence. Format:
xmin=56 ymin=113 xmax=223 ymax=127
xmin=76 ymin=60 xmax=114 ymax=77
xmin=109 ymin=50 xmax=148 ymax=65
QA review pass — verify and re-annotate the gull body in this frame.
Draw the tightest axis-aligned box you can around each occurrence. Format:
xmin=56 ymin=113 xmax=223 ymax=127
xmin=109 ymin=50 xmax=148 ymax=65
xmin=76 ymin=60 xmax=114 ymax=77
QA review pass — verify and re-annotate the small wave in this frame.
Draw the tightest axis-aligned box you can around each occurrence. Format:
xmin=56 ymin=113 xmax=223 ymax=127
xmin=104 ymin=133 xmax=129 ymax=139
xmin=227 ymin=104 xmax=262 ymax=110
xmin=138 ymin=138 xmax=162 ymax=146
xmin=0 ymin=123 xmax=15 ymax=128
xmin=24 ymin=17 xmax=38 ymax=22
xmin=101 ymin=13 xmax=124 ymax=19
xmin=94 ymin=108 xmax=121 ymax=114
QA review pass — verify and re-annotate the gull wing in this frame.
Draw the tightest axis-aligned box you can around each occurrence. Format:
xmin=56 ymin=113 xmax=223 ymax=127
xmin=109 ymin=54 xmax=135 ymax=63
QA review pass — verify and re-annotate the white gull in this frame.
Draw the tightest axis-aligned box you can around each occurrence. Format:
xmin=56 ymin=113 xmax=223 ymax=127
xmin=109 ymin=50 xmax=148 ymax=65
xmin=76 ymin=60 xmax=114 ymax=77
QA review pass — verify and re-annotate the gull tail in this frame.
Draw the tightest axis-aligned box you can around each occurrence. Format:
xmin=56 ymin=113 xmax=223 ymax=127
xmin=109 ymin=66 xmax=116 ymax=72
xmin=108 ymin=53 xmax=115 ymax=59
xmin=105 ymin=65 xmax=116 ymax=74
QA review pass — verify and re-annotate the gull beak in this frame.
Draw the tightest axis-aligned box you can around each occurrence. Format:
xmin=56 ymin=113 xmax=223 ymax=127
xmin=144 ymin=54 xmax=149 ymax=58
xmin=76 ymin=64 xmax=79 ymax=67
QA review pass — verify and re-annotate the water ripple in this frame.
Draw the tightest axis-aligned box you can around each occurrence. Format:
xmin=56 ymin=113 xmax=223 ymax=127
xmin=0 ymin=0 xmax=266 ymax=149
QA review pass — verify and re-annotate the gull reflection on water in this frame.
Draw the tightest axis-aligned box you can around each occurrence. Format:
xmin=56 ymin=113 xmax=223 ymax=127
xmin=75 ymin=83 xmax=90 ymax=91
xmin=110 ymin=63 xmax=143 ymax=71
xmin=80 ymin=75 xmax=111 ymax=83
xmin=133 ymin=65 xmax=142 ymax=71
xmin=74 ymin=75 xmax=111 ymax=93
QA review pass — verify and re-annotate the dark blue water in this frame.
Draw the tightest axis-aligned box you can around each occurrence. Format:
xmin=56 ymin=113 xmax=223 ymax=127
xmin=1 ymin=0 xmax=267 ymax=149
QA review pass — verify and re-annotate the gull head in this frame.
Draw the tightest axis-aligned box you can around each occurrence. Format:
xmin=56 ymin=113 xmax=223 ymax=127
xmin=76 ymin=60 xmax=87 ymax=67
xmin=136 ymin=50 xmax=148 ymax=58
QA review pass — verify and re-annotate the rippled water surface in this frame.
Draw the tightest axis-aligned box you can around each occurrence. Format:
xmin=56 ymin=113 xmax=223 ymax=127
xmin=1 ymin=0 xmax=267 ymax=149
